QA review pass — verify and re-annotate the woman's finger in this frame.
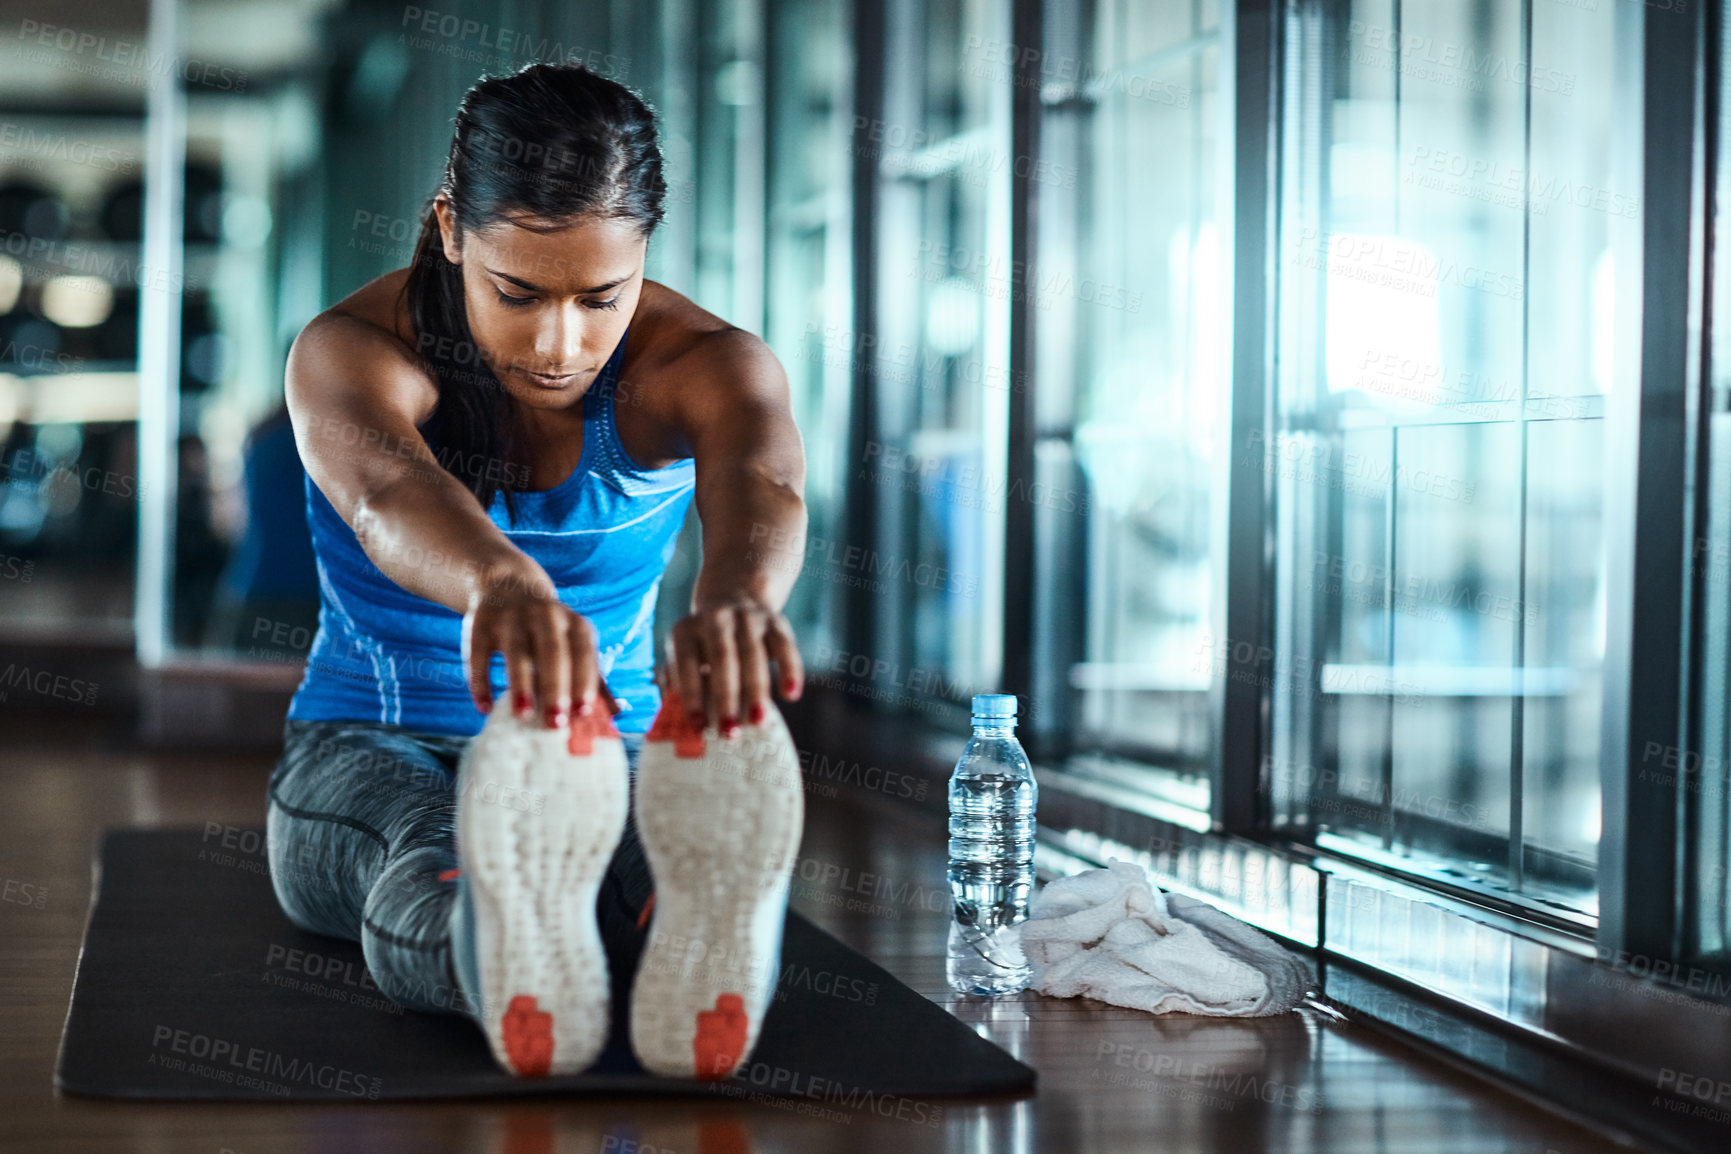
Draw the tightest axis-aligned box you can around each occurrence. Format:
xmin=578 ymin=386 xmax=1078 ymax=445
xmin=533 ymin=605 xmax=572 ymax=728
xmin=765 ymin=615 xmax=805 ymax=700
xmin=670 ymin=623 xmax=708 ymax=730
xmin=569 ymin=615 xmax=600 ymax=716
xmin=704 ymin=610 xmax=742 ymax=736
xmin=463 ymin=615 xmax=496 ymax=713
xmin=736 ymin=611 xmax=771 ymax=726
xmin=502 ymin=618 xmax=537 ymax=721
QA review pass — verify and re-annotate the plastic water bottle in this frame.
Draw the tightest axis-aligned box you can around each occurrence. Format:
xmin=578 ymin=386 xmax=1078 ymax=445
xmin=946 ymin=693 xmax=1037 ymax=995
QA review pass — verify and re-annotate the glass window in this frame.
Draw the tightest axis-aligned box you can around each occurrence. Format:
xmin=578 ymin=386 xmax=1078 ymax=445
xmin=1689 ymin=0 xmax=1731 ymax=970
xmin=1033 ymin=0 xmax=1227 ymax=805
xmin=764 ymin=0 xmax=853 ymax=661
xmin=856 ymin=0 xmax=1013 ymax=719
xmin=1268 ymin=0 xmax=1638 ymax=921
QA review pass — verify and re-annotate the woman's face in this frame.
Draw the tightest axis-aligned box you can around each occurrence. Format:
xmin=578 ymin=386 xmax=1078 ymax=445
xmin=433 ymin=198 xmax=647 ymax=414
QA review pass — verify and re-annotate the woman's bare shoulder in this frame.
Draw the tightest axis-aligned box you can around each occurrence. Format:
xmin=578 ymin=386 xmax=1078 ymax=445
xmin=290 ymin=268 xmax=438 ymax=432
xmin=628 ymin=280 xmax=741 ymax=374
xmin=323 ymin=267 xmax=418 ymax=347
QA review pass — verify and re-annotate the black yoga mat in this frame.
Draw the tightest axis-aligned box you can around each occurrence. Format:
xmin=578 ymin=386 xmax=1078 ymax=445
xmin=56 ymin=828 xmax=1036 ymax=1104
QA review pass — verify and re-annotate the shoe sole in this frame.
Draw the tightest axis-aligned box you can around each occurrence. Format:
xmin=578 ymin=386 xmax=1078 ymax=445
xmin=630 ymin=695 xmax=804 ymax=1080
xmin=456 ymin=707 xmax=628 ymax=1076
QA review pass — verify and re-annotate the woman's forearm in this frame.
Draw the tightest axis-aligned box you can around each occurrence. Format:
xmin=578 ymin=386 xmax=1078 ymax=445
xmin=692 ymin=469 xmax=807 ymax=613
xmin=352 ymin=468 xmax=551 ymax=614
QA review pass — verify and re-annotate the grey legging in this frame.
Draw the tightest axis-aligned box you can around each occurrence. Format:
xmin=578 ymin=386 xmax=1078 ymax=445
xmin=265 ymin=717 xmax=654 ymax=1019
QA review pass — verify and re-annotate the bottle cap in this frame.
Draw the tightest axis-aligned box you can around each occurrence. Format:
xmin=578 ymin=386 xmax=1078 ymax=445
xmin=971 ymin=693 xmax=1018 ymax=718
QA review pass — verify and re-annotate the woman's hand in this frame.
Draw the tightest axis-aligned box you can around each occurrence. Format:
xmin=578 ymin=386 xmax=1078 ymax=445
xmin=660 ymin=595 xmax=804 ymax=737
xmin=462 ymin=568 xmax=618 ymax=728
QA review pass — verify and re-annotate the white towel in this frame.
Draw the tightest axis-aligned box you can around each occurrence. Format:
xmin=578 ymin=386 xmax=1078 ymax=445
xmin=1020 ymin=858 xmax=1312 ymax=1017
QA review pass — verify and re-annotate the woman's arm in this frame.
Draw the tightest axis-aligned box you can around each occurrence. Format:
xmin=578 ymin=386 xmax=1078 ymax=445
xmin=660 ymin=328 xmax=809 ymax=734
xmin=284 ymin=303 xmax=609 ymax=727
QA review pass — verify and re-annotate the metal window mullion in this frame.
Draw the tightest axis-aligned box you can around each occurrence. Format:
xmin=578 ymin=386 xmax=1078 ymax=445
xmin=1509 ymin=0 xmax=1535 ymax=896
xmin=1380 ymin=428 xmax=1398 ymax=847
xmin=1002 ymin=0 xmax=1042 ymax=711
xmin=1599 ymin=0 xmax=1700 ymax=960
xmin=1680 ymin=0 xmax=1721 ymax=959
xmin=843 ymin=0 xmax=888 ymax=670
xmin=1213 ymin=0 xmax=1281 ymax=836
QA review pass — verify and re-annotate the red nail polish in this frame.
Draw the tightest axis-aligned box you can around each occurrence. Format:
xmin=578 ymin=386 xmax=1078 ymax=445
xmin=749 ymin=702 xmax=765 ymax=725
xmin=688 ymin=710 xmax=707 ymax=732
xmin=515 ymin=690 xmax=532 ymax=717
xmin=722 ymin=716 xmax=739 ymax=738
xmin=545 ymin=705 xmax=567 ymax=729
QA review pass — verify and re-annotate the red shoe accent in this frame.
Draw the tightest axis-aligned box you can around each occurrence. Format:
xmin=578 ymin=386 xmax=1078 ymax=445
xmin=693 ymin=993 xmax=749 ymax=1080
xmin=635 ymin=890 xmax=656 ymax=930
xmin=501 ymin=994 xmax=555 ymax=1076
xmin=646 ymin=687 xmax=706 ymax=758
xmin=566 ymin=706 xmax=623 ymax=756
xmin=437 ymin=868 xmax=461 ymax=882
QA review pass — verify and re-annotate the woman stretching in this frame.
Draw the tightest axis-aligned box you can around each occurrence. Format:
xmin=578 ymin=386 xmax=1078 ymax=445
xmin=266 ymin=62 xmax=808 ymax=1081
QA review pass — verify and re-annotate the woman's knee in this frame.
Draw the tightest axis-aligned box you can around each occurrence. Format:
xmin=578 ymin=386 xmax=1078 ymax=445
xmin=266 ymin=803 xmax=359 ymax=940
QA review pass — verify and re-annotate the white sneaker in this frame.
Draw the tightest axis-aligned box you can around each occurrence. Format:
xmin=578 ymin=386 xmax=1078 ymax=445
xmin=629 ymin=689 xmax=804 ymax=1079
xmin=453 ymin=705 xmax=628 ymax=1076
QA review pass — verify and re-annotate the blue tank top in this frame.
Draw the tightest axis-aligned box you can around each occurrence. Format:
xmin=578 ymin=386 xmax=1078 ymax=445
xmin=287 ymin=328 xmax=695 ymax=736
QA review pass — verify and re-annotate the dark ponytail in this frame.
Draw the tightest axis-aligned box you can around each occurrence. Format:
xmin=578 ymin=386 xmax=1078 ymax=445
xmin=402 ymin=62 xmax=666 ymax=521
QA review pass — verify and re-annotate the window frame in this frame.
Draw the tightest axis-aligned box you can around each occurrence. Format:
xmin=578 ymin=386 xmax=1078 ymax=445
xmin=837 ymin=0 xmax=1719 ymax=982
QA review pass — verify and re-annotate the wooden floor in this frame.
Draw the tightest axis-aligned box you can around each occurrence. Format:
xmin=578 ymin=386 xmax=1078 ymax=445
xmin=0 ymin=711 xmax=1642 ymax=1154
